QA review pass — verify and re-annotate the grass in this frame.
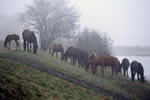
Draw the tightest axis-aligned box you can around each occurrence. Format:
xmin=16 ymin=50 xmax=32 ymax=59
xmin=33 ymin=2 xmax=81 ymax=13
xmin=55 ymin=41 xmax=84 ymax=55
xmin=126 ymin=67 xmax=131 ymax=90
xmin=0 ymin=58 xmax=114 ymax=100
xmin=0 ymin=48 xmax=150 ymax=99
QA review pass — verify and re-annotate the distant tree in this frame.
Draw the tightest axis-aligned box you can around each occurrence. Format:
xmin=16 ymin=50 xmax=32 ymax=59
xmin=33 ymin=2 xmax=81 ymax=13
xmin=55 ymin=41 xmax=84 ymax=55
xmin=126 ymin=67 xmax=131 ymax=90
xmin=76 ymin=28 xmax=113 ymax=56
xmin=20 ymin=0 xmax=79 ymax=51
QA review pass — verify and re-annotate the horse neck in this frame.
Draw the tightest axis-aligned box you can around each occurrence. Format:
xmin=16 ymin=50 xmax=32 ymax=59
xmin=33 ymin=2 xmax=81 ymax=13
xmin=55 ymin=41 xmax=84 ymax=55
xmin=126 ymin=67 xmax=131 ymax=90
xmin=32 ymin=35 xmax=37 ymax=45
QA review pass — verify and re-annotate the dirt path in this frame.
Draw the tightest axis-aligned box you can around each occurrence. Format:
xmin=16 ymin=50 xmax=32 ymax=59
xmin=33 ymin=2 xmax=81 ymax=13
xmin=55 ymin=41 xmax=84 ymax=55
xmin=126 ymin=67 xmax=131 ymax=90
xmin=0 ymin=55 xmax=133 ymax=100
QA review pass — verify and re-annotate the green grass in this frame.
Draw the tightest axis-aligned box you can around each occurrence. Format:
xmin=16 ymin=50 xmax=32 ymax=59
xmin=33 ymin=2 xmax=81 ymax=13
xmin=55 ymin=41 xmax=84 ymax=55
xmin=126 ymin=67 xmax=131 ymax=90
xmin=0 ymin=49 xmax=150 ymax=100
xmin=0 ymin=58 xmax=114 ymax=100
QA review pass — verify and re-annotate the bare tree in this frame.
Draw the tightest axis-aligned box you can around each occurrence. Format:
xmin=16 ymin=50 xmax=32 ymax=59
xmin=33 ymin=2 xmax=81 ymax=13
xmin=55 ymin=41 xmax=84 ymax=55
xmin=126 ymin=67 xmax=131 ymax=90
xmin=76 ymin=28 xmax=113 ymax=56
xmin=20 ymin=0 xmax=79 ymax=51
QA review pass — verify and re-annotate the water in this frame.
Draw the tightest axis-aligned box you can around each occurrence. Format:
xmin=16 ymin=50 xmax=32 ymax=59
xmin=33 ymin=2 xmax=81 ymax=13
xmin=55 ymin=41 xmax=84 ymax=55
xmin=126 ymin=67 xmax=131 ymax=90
xmin=117 ymin=56 xmax=150 ymax=81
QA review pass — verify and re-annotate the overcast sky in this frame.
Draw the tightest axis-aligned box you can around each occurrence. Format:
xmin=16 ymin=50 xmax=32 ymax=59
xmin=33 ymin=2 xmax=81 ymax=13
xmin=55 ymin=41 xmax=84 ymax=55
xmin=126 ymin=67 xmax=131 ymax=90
xmin=0 ymin=0 xmax=150 ymax=46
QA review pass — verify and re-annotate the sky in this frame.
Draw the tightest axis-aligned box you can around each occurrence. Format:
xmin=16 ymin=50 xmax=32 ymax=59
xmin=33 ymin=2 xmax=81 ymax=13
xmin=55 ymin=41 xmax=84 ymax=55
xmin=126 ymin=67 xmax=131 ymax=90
xmin=0 ymin=0 xmax=150 ymax=46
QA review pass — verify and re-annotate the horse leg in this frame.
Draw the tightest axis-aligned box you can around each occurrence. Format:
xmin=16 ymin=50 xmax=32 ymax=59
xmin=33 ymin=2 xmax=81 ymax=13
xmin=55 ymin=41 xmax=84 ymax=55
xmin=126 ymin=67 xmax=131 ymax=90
xmin=6 ymin=43 xmax=8 ymax=50
xmin=30 ymin=43 xmax=32 ymax=52
xmin=49 ymin=48 xmax=51 ymax=55
xmin=111 ymin=66 xmax=114 ymax=78
xmin=101 ymin=66 xmax=104 ymax=78
xmin=27 ymin=42 xmax=30 ymax=52
xmin=8 ymin=42 xmax=11 ymax=50
xmin=52 ymin=50 xmax=54 ymax=56
xmin=24 ymin=40 xmax=26 ymax=51
xmin=123 ymin=69 xmax=126 ymax=76
xmin=85 ymin=63 xmax=89 ymax=72
xmin=78 ymin=58 xmax=81 ymax=68
xmin=72 ymin=57 xmax=75 ymax=65
xmin=131 ymin=70 xmax=136 ymax=82
xmin=65 ymin=56 xmax=68 ymax=62
xmin=137 ymin=73 xmax=140 ymax=82
xmin=91 ymin=65 xmax=96 ymax=75
xmin=15 ymin=40 xmax=17 ymax=51
xmin=56 ymin=52 xmax=58 ymax=58
xmin=127 ymin=69 xmax=129 ymax=77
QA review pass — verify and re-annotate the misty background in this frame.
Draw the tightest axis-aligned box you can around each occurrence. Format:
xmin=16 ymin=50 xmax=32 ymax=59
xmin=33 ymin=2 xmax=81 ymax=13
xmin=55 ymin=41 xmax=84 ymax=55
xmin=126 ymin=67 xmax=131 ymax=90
xmin=0 ymin=0 xmax=150 ymax=56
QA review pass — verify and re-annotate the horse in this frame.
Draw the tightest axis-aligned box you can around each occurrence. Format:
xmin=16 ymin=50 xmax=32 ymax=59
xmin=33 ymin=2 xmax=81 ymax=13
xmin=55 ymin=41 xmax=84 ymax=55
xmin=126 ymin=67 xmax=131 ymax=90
xmin=4 ymin=34 xmax=20 ymax=50
xmin=49 ymin=43 xmax=64 ymax=58
xmin=78 ymin=50 xmax=88 ymax=68
xmin=92 ymin=55 xmax=120 ymax=78
xmin=22 ymin=29 xmax=38 ymax=54
xmin=131 ymin=61 xmax=144 ymax=83
xmin=121 ymin=58 xmax=130 ymax=76
xmin=61 ymin=47 xmax=81 ymax=65
xmin=86 ymin=52 xmax=98 ymax=72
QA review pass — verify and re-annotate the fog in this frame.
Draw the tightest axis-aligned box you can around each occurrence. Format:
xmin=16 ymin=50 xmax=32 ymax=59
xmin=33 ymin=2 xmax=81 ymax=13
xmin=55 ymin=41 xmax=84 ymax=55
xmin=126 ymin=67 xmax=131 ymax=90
xmin=0 ymin=0 xmax=150 ymax=46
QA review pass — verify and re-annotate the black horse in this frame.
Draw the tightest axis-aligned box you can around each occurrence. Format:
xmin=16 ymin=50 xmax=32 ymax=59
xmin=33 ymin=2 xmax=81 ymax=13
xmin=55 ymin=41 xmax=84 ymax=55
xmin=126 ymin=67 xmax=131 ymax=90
xmin=131 ymin=61 xmax=144 ymax=83
xmin=121 ymin=58 xmax=130 ymax=76
xmin=78 ymin=50 xmax=88 ymax=68
xmin=22 ymin=29 xmax=38 ymax=54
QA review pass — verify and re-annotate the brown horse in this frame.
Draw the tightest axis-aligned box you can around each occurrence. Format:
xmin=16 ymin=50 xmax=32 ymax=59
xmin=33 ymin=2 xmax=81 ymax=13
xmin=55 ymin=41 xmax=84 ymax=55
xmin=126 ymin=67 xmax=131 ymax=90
xmin=92 ymin=56 xmax=120 ymax=78
xmin=49 ymin=43 xmax=64 ymax=58
xmin=86 ymin=52 xmax=98 ymax=72
xmin=131 ymin=61 xmax=144 ymax=83
xmin=121 ymin=58 xmax=130 ymax=76
xmin=61 ymin=47 xmax=81 ymax=65
xmin=4 ymin=34 xmax=20 ymax=50
xmin=22 ymin=29 xmax=38 ymax=54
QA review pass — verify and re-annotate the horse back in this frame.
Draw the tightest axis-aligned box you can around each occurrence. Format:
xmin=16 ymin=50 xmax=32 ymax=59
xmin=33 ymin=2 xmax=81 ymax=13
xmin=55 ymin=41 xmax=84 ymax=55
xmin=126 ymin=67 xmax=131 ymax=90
xmin=99 ymin=56 xmax=119 ymax=67
xmin=122 ymin=58 xmax=129 ymax=68
xmin=131 ymin=61 xmax=143 ymax=73
xmin=22 ymin=29 xmax=36 ymax=43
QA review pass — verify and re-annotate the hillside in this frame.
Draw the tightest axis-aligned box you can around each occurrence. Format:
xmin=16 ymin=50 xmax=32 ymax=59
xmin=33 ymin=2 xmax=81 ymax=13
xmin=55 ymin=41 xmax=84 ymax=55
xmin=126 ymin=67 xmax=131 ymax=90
xmin=0 ymin=50 xmax=150 ymax=100
xmin=0 ymin=58 xmax=113 ymax=100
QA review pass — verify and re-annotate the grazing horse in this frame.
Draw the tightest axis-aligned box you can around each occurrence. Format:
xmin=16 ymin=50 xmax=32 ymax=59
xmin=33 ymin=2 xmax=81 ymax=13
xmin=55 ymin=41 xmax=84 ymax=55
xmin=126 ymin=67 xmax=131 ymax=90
xmin=78 ymin=50 xmax=88 ymax=68
xmin=61 ymin=47 xmax=81 ymax=65
xmin=121 ymin=58 xmax=130 ymax=76
xmin=131 ymin=61 xmax=144 ymax=83
xmin=92 ymin=56 xmax=120 ymax=78
xmin=49 ymin=43 xmax=64 ymax=58
xmin=4 ymin=34 xmax=20 ymax=50
xmin=22 ymin=29 xmax=38 ymax=54
xmin=86 ymin=52 xmax=98 ymax=72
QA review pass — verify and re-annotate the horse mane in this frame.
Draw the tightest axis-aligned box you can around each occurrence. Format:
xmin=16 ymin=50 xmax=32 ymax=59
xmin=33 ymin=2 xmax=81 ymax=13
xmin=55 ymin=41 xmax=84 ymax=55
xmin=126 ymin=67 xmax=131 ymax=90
xmin=31 ymin=31 xmax=37 ymax=44
xmin=139 ymin=63 xmax=144 ymax=71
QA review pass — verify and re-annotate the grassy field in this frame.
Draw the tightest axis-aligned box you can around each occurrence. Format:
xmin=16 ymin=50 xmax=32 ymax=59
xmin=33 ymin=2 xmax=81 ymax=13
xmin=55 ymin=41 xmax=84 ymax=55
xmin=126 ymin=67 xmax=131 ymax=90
xmin=0 ymin=48 xmax=150 ymax=99
xmin=0 ymin=58 xmax=114 ymax=100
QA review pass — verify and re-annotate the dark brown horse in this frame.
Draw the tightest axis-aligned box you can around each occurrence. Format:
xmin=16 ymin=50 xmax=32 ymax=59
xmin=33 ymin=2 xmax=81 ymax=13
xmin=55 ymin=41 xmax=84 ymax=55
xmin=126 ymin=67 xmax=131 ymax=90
xmin=49 ymin=43 xmax=64 ymax=58
xmin=86 ymin=52 xmax=98 ymax=72
xmin=131 ymin=61 xmax=144 ymax=83
xmin=4 ymin=34 xmax=20 ymax=50
xmin=61 ymin=47 xmax=81 ymax=65
xmin=78 ymin=50 xmax=88 ymax=68
xmin=121 ymin=58 xmax=130 ymax=76
xmin=22 ymin=29 xmax=38 ymax=54
xmin=92 ymin=56 xmax=120 ymax=78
